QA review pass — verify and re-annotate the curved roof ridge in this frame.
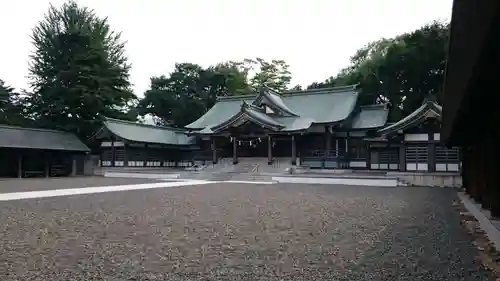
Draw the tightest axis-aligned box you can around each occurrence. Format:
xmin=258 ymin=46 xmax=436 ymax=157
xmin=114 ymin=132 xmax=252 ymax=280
xmin=282 ymin=84 xmax=359 ymax=96
xmin=378 ymin=100 xmax=442 ymax=135
xmin=216 ymin=94 xmax=257 ymax=101
xmin=104 ymin=116 xmax=187 ymax=132
xmin=259 ymin=86 xmax=299 ymax=116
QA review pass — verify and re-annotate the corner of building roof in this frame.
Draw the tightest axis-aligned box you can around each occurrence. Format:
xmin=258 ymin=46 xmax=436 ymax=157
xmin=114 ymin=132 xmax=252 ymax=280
xmin=0 ymin=123 xmax=68 ymax=134
xmin=103 ymin=116 xmax=187 ymax=132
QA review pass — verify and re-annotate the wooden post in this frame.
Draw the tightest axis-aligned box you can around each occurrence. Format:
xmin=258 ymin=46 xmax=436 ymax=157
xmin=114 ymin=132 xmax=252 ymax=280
xmin=143 ymin=143 xmax=148 ymax=167
xmin=463 ymin=146 xmax=475 ymax=198
xmin=324 ymin=126 xmax=331 ymax=169
xmin=488 ymin=137 xmax=500 ymax=217
xmin=123 ymin=143 xmax=129 ymax=167
xmin=17 ymin=154 xmax=22 ymax=178
xmin=232 ymin=136 xmax=238 ymax=164
xmin=212 ymin=137 xmax=217 ymax=164
xmin=428 ymin=142 xmax=436 ymax=172
xmin=267 ymin=135 xmax=273 ymax=165
xmin=111 ymin=141 xmax=116 ymax=167
xmin=71 ymin=156 xmax=77 ymax=177
xmin=291 ymin=135 xmax=297 ymax=165
xmin=44 ymin=153 xmax=50 ymax=178
xmin=399 ymin=144 xmax=406 ymax=172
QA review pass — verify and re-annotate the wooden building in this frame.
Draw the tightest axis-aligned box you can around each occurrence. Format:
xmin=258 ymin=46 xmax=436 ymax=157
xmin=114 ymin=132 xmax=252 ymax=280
xmin=185 ymin=85 xmax=389 ymax=168
xmin=185 ymin=85 xmax=460 ymax=172
xmin=93 ymin=117 xmax=198 ymax=168
xmin=442 ymin=0 xmax=500 ymax=215
xmin=0 ymin=124 xmax=89 ymax=178
xmin=368 ymin=100 xmax=460 ymax=173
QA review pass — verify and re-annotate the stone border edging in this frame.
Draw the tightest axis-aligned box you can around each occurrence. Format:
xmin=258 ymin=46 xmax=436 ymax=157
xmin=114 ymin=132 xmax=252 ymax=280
xmin=458 ymin=192 xmax=500 ymax=251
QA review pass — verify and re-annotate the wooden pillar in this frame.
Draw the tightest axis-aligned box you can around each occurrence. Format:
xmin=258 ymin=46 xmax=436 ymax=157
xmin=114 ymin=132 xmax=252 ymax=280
xmin=469 ymin=146 xmax=481 ymax=202
xmin=71 ymin=156 xmax=77 ymax=177
xmin=366 ymin=142 xmax=371 ymax=169
xmin=143 ymin=143 xmax=148 ymax=167
xmin=399 ymin=144 xmax=406 ymax=172
xmin=462 ymin=146 xmax=474 ymax=198
xmin=487 ymin=137 xmax=500 ymax=217
xmin=212 ymin=137 xmax=217 ymax=164
xmin=111 ymin=141 xmax=116 ymax=167
xmin=478 ymin=140 xmax=492 ymax=210
xmin=44 ymin=153 xmax=50 ymax=178
xmin=428 ymin=142 xmax=436 ymax=172
xmin=325 ymin=126 xmax=331 ymax=168
xmin=232 ymin=136 xmax=238 ymax=164
xmin=17 ymin=154 xmax=22 ymax=178
xmin=123 ymin=143 xmax=129 ymax=167
xmin=267 ymin=135 xmax=273 ymax=165
xmin=291 ymin=135 xmax=297 ymax=165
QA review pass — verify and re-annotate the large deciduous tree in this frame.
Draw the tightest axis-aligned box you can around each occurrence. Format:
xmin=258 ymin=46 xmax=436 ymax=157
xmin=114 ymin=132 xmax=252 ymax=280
xmin=308 ymin=21 xmax=449 ymax=121
xmin=0 ymin=80 xmax=31 ymax=126
xmin=27 ymin=1 xmax=137 ymax=139
xmin=241 ymin=58 xmax=292 ymax=92
xmin=137 ymin=62 xmax=251 ymax=127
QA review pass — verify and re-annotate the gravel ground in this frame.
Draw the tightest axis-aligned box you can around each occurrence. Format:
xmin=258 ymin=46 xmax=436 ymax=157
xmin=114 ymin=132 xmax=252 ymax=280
xmin=0 ymin=177 xmax=161 ymax=194
xmin=0 ymin=183 xmax=494 ymax=280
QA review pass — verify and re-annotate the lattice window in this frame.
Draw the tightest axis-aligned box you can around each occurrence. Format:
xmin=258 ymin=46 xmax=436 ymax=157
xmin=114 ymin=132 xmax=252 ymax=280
xmin=406 ymin=146 xmax=428 ymax=163
xmin=435 ymin=146 xmax=460 ymax=162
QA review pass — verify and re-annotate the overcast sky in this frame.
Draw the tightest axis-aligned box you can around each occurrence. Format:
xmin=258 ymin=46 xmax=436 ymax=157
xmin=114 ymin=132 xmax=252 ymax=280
xmin=1 ymin=0 xmax=453 ymax=96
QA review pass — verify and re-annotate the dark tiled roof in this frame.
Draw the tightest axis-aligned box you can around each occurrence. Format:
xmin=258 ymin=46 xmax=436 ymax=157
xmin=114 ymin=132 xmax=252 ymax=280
xmin=350 ymin=104 xmax=390 ymax=129
xmin=186 ymin=85 xmax=360 ymax=131
xmin=378 ymin=101 xmax=442 ymax=135
xmin=0 ymin=125 xmax=89 ymax=151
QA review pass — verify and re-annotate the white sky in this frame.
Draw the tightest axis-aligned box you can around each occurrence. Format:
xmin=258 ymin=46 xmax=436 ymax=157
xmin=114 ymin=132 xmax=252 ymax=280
xmin=1 ymin=0 xmax=453 ymax=96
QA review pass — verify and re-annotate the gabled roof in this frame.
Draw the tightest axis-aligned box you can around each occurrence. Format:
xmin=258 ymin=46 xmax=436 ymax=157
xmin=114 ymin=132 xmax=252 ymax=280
xmin=207 ymin=102 xmax=313 ymax=134
xmin=350 ymin=104 xmax=390 ymax=129
xmin=186 ymin=85 xmax=361 ymax=132
xmin=253 ymin=86 xmax=298 ymax=116
xmin=99 ymin=117 xmax=195 ymax=146
xmin=0 ymin=125 xmax=89 ymax=152
xmin=378 ymin=100 xmax=442 ymax=136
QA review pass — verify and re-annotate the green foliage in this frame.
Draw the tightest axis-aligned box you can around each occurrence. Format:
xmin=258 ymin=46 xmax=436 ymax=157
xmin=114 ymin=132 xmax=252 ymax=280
xmin=137 ymin=62 xmax=251 ymax=127
xmin=243 ymin=58 xmax=292 ymax=92
xmin=308 ymin=21 xmax=449 ymax=121
xmin=27 ymin=0 xmax=137 ymax=139
xmin=137 ymin=58 xmax=293 ymax=127
xmin=0 ymin=80 xmax=32 ymax=126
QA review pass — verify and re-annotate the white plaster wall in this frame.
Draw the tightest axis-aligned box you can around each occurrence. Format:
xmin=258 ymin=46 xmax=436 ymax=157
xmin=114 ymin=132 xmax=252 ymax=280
xmin=349 ymin=161 xmax=366 ymax=168
xmin=404 ymin=133 xmax=428 ymax=141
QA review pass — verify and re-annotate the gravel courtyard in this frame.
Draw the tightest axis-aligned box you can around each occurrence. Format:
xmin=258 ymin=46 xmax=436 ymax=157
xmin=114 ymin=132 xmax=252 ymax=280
xmin=0 ymin=181 xmax=494 ymax=280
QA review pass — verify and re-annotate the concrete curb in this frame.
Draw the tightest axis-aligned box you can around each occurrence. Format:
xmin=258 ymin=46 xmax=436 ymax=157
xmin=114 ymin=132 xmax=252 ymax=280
xmin=458 ymin=192 xmax=500 ymax=251
xmin=103 ymin=172 xmax=180 ymax=180
xmin=271 ymin=176 xmax=398 ymax=187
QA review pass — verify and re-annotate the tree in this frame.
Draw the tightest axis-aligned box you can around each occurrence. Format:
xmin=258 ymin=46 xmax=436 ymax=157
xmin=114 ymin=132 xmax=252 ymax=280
xmin=0 ymin=80 xmax=31 ymax=126
xmin=239 ymin=58 xmax=292 ymax=92
xmin=137 ymin=62 xmax=251 ymax=127
xmin=308 ymin=21 xmax=449 ymax=121
xmin=27 ymin=1 xmax=137 ymax=139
